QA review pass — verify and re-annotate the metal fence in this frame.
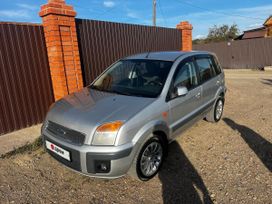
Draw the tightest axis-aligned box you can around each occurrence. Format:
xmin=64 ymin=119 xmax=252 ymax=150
xmin=76 ymin=19 xmax=181 ymax=85
xmin=193 ymin=38 xmax=272 ymax=69
xmin=0 ymin=23 xmax=54 ymax=135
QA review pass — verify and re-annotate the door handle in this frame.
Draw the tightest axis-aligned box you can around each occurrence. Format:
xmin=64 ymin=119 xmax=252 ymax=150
xmin=195 ymin=92 xmax=201 ymax=98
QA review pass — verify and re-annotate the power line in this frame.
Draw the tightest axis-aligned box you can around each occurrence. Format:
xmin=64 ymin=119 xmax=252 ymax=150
xmin=72 ymin=2 xmax=118 ymax=18
xmin=177 ymin=0 xmax=266 ymax=21
xmin=157 ymin=0 xmax=168 ymax=27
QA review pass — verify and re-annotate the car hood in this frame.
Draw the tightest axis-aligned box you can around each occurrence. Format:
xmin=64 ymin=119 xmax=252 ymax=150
xmin=45 ymin=88 xmax=156 ymax=139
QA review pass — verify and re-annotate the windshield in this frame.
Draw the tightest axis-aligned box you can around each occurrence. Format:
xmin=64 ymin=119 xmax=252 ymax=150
xmin=90 ymin=59 xmax=173 ymax=98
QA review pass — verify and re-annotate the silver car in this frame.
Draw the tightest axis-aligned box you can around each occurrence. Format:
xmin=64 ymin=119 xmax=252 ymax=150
xmin=42 ymin=51 xmax=226 ymax=181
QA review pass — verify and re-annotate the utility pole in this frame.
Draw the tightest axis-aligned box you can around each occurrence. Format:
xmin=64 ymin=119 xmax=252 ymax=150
xmin=153 ymin=0 xmax=156 ymax=26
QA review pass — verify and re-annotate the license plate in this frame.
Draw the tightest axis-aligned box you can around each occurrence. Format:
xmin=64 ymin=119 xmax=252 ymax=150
xmin=45 ymin=140 xmax=71 ymax=161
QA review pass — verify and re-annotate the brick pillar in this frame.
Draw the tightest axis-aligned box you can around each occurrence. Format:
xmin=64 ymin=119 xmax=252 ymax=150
xmin=176 ymin=21 xmax=193 ymax=51
xmin=39 ymin=0 xmax=83 ymax=100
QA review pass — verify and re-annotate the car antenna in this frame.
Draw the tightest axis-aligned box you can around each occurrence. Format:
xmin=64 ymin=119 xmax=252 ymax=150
xmin=145 ymin=50 xmax=151 ymax=58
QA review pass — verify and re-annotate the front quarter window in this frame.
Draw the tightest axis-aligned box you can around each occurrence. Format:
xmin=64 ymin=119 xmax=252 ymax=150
xmin=90 ymin=60 xmax=173 ymax=98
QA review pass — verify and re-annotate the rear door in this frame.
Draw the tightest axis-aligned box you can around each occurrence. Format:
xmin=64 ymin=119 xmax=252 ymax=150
xmin=167 ymin=57 xmax=202 ymax=137
xmin=195 ymin=55 xmax=221 ymax=108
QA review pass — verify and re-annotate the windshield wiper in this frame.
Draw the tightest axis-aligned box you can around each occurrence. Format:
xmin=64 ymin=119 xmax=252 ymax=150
xmin=89 ymin=86 xmax=153 ymax=98
xmin=111 ymin=90 xmax=133 ymax=96
xmin=89 ymin=85 xmax=100 ymax=90
xmin=89 ymin=86 xmax=128 ymax=96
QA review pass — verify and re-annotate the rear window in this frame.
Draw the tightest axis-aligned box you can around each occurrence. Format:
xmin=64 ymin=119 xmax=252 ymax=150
xmin=195 ymin=58 xmax=214 ymax=82
xmin=211 ymin=56 xmax=222 ymax=75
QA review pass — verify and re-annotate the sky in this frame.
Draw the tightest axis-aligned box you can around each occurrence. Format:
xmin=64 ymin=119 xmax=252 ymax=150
xmin=0 ymin=0 xmax=271 ymax=39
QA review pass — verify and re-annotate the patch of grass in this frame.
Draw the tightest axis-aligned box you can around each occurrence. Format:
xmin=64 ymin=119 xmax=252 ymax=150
xmin=1 ymin=137 xmax=43 ymax=159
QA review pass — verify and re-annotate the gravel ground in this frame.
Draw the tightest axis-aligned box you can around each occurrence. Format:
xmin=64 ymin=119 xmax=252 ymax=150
xmin=0 ymin=70 xmax=271 ymax=204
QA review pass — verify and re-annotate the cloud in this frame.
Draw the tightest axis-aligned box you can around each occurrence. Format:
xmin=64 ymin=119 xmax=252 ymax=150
xmin=247 ymin=23 xmax=263 ymax=29
xmin=16 ymin=3 xmax=38 ymax=11
xmin=237 ymin=5 xmax=272 ymax=13
xmin=125 ymin=9 xmax=153 ymax=26
xmin=194 ymin=34 xmax=206 ymax=39
xmin=0 ymin=3 xmax=39 ymax=20
xmin=163 ymin=4 xmax=272 ymax=38
xmin=0 ymin=10 xmax=30 ymax=18
xmin=127 ymin=11 xmax=139 ymax=19
xmin=103 ymin=1 xmax=115 ymax=8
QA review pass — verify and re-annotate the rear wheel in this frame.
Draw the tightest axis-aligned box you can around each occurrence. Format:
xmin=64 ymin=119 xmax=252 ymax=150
xmin=215 ymin=99 xmax=224 ymax=121
xmin=206 ymin=97 xmax=224 ymax=122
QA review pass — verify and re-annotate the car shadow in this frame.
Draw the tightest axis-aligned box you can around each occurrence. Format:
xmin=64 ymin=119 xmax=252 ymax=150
xmin=223 ymin=118 xmax=272 ymax=172
xmin=158 ymin=141 xmax=213 ymax=204
xmin=261 ymin=78 xmax=272 ymax=86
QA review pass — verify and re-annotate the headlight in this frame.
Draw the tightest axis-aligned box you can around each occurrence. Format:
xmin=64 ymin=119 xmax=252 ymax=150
xmin=92 ymin=121 xmax=123 ymax=146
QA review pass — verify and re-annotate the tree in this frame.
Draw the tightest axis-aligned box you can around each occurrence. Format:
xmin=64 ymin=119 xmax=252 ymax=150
xmin=206 ymin=24 xmax=239 ymax=42
xmin=193 ymin=24 xmax=240 ymax=45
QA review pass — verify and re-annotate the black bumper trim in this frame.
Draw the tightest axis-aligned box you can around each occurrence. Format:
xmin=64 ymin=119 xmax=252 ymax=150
xmin=86 ymin=147 xmax=133 ymax=173
xmin=43 ymin=135 xmax=81 ymax=172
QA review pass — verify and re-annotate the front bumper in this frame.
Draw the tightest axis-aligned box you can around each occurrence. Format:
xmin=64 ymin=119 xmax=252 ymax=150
xmin=42 ymin=133 xmax=135 ymax=178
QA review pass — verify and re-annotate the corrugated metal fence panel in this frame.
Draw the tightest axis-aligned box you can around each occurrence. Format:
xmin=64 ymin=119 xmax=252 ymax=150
xmin=76 ymin=19 xmax=181 ymax=85
xmin=0 ymin=23 xmax=54 ymax=135
xmin=193 ymin=38 xmax=272 ymax=69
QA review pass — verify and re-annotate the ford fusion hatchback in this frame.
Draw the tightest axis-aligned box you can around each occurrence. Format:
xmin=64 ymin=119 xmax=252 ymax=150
xmin=41 ymin=51 xmax=226 ymax=181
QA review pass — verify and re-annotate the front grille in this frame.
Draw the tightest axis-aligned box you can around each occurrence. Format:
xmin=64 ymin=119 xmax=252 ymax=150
xmin=46 ymin=121 xmax=86 ymax=146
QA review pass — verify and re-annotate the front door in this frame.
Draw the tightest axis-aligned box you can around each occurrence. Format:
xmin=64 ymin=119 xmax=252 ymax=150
xmin=168 ymin=57 xmax=202 ymax=138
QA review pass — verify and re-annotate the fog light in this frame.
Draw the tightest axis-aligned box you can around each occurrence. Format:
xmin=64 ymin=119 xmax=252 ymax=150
xmin=100 ymin=163 xmax=107 ymax=171
xmin=95 ymin=160 xmax=110 ymax=173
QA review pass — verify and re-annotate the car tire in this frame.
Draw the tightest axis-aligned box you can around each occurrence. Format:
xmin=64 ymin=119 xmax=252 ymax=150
xmin=129 ymin=136 xmax=166 ymax=181
xmin=206 ymin=97 xmax=224 ymax=123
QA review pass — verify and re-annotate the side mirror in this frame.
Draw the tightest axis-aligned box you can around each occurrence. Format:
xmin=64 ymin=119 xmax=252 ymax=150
xmin=176 ymin=86 xmax=188 ymax=97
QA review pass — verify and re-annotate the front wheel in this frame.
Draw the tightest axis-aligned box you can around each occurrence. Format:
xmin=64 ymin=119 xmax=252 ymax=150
xmin=206 ymin=97 xmax=224 ymax=122
xmin=130 ymin=136 xmax=166 ymax=181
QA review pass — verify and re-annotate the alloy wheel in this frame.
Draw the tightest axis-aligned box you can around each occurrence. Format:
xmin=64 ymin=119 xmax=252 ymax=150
xmin=140 ymin=141 xmax=163 ymax=177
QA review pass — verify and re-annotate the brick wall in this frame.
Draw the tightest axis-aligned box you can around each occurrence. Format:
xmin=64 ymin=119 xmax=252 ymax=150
xmin=39 ymin=0 xmax=83 ymax=100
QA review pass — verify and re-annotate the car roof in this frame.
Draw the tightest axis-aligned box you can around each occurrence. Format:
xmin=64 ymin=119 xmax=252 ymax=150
xmin=124 ymin=51 xmax=211 ymax=62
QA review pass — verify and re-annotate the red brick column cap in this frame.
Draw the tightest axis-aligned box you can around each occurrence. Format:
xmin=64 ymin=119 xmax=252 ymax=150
xmin=176 ymin=21 xmax=193 ymax=30
xmin=39 ymin=0 xmax=76 ymax=17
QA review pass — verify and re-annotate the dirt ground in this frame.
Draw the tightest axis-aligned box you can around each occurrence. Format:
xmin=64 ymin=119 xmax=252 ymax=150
xmin=0 ymin=125 xmax=41 ymax=156
xmin=0 ymin=70 xmax=271 ymax=204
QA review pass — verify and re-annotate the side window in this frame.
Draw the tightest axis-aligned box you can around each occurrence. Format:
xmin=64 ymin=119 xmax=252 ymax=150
xmin=195 ymin=58 xmax=214 ymax=83
xmin=170 ymin=60 xmax=198 ymax=98
xmin=211 ymin=56 xmax=222 ymax=75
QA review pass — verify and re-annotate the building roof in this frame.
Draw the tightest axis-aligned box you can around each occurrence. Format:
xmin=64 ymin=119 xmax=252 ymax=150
xmin=243 ymin=27 xmax=266 ymax=33
xmin=236 ymin=15 xmax=272 ymax=40
xmin=125 ymin=51 xmax=210 ymax=61
xmin=242 ymin=27 xmax=267 ymax=39
xmin=264 ymin=15 xmax=272 ymax=26
xmin=237 ymin=26 xmax=267 ymax=40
